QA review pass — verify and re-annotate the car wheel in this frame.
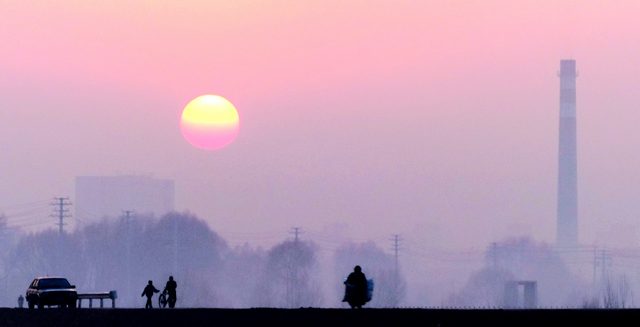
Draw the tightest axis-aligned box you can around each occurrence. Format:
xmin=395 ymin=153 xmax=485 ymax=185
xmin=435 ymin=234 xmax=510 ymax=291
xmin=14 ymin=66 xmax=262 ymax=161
xmin=28 ymin=300 xmax=34 ymax=309
xmin=37 ymin=298 xmax=43 ymax=309
xmin=69 ymin=301 xmax=77 ymax=308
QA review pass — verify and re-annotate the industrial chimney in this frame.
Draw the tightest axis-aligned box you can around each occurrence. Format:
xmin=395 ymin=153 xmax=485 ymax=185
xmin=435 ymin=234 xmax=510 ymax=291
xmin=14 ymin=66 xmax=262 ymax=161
xmin=557 ymin=59 xmax=578 ymax=248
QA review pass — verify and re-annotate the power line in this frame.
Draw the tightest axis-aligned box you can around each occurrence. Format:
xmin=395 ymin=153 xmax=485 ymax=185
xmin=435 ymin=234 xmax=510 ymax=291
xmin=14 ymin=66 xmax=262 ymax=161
xmin=0 ymin=200 xmax=51 ymax=211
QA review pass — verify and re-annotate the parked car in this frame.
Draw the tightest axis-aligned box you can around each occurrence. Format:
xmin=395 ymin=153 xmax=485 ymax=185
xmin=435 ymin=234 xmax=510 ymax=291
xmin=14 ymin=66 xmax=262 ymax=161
xmin=26 ymin=277 xmax=78 ymax=308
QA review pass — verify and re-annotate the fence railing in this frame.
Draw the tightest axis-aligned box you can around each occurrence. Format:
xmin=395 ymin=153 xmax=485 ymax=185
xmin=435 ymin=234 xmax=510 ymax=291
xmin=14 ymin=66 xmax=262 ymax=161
xmin=77 ymin=291 xmax=117 ymax=308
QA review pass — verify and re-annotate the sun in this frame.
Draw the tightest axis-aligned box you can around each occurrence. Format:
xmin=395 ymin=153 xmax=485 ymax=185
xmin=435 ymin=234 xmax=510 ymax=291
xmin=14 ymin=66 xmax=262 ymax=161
xmin=180 ymin=95 xmax=240 ymax=150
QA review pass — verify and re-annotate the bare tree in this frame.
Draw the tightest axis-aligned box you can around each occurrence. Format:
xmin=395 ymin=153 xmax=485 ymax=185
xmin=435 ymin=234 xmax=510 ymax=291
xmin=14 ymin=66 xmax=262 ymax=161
xmin=603 ymin=275 xmax=620 ymax=308
xmin=473 ymin=237 xmax=575 ymax=307
xmin=2 ymin=211 xmax=233 ymax=308
xmin=220 ymin=243 xmax=267 ymax=307
xmin=0 ymin=214 xmax=18 ymax=306
xmin=618 ymin=274 xmax=631 ymax=308
xmin=370 ymin=269 xmax=407 ymax=308
xmin=449 ymin=266 xmax=514 ymax=308
xmin=601 ymin=274 xmax=632 ymax=309
xmin=262 ymin=240 xmax=322 ymax=308
xmin=580 ymin=296 xmax=600 ymax=309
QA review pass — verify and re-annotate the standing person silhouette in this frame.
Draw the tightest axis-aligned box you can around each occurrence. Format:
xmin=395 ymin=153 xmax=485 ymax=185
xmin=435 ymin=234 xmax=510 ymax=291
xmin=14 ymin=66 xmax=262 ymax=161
xmin=141 ymin=280 xmax=159 ymax=308
xmin=344 ymin=266 xmax=368 ymax=309
xmin=164 ymin=276 xmax=177 ymax=308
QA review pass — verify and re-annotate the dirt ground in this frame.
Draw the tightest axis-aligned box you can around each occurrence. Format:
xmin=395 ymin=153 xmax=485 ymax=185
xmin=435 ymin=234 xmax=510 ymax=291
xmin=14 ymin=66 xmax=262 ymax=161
xmin=0 ymin=308 xmax=639 ymax=327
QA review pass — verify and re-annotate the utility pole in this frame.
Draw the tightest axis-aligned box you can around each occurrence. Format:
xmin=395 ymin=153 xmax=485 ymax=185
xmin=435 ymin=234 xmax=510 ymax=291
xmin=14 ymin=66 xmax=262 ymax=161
xmin=123 ymin=210 xmax=133 ymax=224
xmin=390 ymin=234 xmax=401 ymax=308
xmin=173 ymin=216 xmax=179 ymax=277
xmin=597 ymin=249 xmax=610 ymax=287
xmin=51 ymin=197 xmax=71 ymax=235
xmin=392 ymin=235 xmax=400 ymax=275
xmin=288 ymin=227 xmax=303 ymax=307
xmin=593 ymin=246 xmax=597 ymax=293
xmin=123 ymin=210 xmax=133 ymax=307
xmin=601 ymin=249 xmax=606 ymax=285
xmin=491 ymin=242 xmax=498 ymax=268
xmin=290 ymin=227 xmax=302 ymax=243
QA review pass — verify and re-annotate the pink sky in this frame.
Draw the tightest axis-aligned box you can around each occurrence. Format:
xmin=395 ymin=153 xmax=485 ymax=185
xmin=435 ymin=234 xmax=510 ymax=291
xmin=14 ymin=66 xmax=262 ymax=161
xmin=1 ymin=1 xmax=640 ymax=250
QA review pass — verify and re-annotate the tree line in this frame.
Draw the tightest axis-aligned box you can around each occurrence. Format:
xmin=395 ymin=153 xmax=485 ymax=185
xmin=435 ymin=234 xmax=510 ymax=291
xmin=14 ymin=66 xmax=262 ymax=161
xmin=0 ymin=212 xmax=405 ymax=308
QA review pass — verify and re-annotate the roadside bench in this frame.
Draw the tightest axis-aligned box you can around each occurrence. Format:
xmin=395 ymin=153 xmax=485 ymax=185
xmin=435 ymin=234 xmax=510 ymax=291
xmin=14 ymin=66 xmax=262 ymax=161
xmin=77 ymin=291 xmax=117 ymax=308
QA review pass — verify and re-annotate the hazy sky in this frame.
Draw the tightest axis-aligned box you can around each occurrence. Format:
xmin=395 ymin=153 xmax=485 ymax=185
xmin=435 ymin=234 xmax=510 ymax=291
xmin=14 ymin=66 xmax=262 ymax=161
xmin=1 ymin=1 xmax=640 ymax=249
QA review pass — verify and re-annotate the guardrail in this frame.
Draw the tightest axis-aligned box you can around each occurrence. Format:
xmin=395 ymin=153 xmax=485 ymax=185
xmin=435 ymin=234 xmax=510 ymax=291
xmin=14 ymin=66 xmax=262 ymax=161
xmin=77 ymin=291 xmax=117 ymax=308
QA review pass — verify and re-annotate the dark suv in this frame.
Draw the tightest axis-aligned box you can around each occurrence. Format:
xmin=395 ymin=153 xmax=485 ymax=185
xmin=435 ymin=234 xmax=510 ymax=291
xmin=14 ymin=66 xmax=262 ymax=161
xmin=26 ymin=277 xmax=78 ymax=308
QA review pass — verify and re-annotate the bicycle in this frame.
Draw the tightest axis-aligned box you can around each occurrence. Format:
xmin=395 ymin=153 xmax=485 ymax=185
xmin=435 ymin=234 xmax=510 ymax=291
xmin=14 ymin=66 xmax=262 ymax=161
xmin=158 ymin=290 xmax=169 ymax=308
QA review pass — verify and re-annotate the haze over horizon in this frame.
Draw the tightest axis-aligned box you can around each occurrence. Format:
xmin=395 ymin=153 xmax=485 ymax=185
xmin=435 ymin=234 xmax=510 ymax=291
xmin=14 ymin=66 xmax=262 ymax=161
xmin=2 ymin=1 xmax=640 ymax=252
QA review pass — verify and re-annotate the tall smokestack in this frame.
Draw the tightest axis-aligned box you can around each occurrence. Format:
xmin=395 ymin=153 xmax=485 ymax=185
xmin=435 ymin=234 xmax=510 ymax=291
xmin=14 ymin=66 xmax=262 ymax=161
xmin=557 ymin=59 xmax=578 ymax=247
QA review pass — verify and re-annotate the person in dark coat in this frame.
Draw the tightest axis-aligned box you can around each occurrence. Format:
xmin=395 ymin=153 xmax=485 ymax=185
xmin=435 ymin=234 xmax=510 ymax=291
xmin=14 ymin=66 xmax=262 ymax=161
xmin=164 ymin=276 xmax=177 ymax=308
xmin=141 ymin=280 xmax=159 ymax=308
xmin=344 ymin=265 xmax=368 ymax=309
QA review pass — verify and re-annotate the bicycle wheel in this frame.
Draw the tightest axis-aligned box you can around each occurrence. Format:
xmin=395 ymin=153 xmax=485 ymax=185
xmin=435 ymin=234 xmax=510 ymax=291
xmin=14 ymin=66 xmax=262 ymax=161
xmin=158 ymin=293 xmax=168 ymax=308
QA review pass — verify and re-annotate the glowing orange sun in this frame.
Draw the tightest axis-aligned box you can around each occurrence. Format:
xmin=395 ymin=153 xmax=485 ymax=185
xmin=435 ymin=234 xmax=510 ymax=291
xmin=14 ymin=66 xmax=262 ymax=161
xmin=180 ymin=95 xmax=240 ymax=150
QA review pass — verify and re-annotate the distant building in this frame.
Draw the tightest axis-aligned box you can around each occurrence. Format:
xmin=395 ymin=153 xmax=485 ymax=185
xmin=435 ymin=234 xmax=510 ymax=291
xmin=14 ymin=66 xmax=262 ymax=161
xmin=75 ymin=175 xmax=174 ymax=220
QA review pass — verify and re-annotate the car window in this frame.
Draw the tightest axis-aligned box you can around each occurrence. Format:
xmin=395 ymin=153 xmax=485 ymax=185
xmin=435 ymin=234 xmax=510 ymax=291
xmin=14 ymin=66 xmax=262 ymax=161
xmin=37 ymin=278 xmax=72 ymax=289
xmin=30 ymin=280 xmax=37 ymax=288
